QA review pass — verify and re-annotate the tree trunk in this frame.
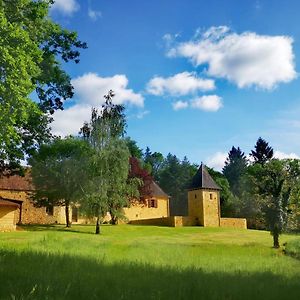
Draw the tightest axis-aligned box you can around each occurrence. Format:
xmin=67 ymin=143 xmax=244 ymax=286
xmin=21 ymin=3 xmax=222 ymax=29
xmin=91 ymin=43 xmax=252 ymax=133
xmin=273 ymin=232 xmax=280 ymax=248
xmin=111 ymin=216 xmax=118 ymax=225
xmin=65 ymin=205 xmax=71 ymax=228
xmin=95 ymin=216 xmax=100 ymax=234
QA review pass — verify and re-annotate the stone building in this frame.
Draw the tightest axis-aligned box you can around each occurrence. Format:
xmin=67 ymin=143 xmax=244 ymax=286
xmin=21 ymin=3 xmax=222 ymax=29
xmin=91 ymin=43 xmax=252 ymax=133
xmin=132 ymin=163 xmax=247 ymax=228
xmin=0 ymin=173 xmax=66 ymax=231
xmin=188 ymin=163 xmax=221 ymax=227
xmin=186 ymin=163 xmax=246 ymax=228
xmin=0 ymin=172 xmax=170 ymax=230
xmin=125 ymin=181 xmax=169 ymax=222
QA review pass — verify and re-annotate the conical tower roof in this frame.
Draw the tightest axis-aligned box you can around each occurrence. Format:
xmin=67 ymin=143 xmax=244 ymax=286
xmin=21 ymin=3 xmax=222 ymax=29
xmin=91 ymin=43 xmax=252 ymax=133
xmin=189 ymin=163 xmax=221 ymax=190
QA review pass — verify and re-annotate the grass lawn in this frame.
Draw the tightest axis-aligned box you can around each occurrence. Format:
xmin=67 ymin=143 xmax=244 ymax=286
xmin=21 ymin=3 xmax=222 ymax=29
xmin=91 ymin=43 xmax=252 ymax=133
xmin=0 ymin=225 xmax=300 ymax=299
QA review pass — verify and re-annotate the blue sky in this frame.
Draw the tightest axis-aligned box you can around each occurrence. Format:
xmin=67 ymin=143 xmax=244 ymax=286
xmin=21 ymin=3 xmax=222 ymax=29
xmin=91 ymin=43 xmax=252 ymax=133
xmin=49 ymin=0 xmax=300 ymax=170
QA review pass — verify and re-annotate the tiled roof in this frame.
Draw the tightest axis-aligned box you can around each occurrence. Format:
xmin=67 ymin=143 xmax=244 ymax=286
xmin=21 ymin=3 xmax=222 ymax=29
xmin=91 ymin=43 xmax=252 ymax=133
xmin=0 ymin=172 xmax=33 ymax=191
xmin=149 ymin=181 xmax=169 ymax=198
xmin=189 ymin=163 xmax=221 ymax=190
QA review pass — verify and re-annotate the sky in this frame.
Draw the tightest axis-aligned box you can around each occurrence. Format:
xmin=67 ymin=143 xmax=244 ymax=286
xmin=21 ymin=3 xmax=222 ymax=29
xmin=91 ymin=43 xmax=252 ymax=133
xmin=49 ymin=0 xmax=300 ymax=170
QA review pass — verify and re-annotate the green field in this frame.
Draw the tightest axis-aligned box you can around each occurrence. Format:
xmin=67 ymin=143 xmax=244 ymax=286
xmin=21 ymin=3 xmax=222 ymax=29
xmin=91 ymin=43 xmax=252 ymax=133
xmin=0 ymin=225 xmax=299 ymax=299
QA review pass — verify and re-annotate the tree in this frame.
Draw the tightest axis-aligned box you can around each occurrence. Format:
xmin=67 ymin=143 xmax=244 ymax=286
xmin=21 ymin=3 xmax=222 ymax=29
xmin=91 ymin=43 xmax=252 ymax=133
xmin=29 ymin=137 xmax=91 ymax=227
xmin=0 ymin=0 xmax=86 ymax=173
xmin=223 ymin=147 xmax=248 ymax=196
xmin=80 ymin=91 xmax=138 ymax=233
xmin=125 ymin=137 xmax=143 ymax=159
xmin=129 ymin=157 xmax=153 ymax=199
xmin=250 ymin=137 xmax=273 ymax=165
xmin=143 ymin=147 xmax=164 ymax=180
xmin=248 ymin=159 xmax=299 ymax=247
xmin=158 ymin=154 xmax=197 ymax=215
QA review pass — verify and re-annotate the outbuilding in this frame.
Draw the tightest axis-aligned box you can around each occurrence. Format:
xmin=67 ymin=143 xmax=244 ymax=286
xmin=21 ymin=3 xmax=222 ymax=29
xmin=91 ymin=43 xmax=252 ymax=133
xmin=0 ymin=198 xmax=20 ymax=231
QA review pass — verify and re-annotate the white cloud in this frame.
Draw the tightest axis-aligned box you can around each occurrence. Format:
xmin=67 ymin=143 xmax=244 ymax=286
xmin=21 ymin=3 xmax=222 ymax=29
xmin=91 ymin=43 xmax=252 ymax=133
xmin=51 ymin=73 xmax=143 ymax=137
xmin=88 ymin=8 xmax=102 ymax=21
xmin=172 ymin=101 xmax=189 ymax=111
xmin=51 ymin=0 xmax=79 ymax=15
xmin=169 ymin=26 xmax=296 ymax=89
xmin=191 ymin=95 xmax=223 ymax=112
xmin=51 ymin=104 xmax=91 ymax=137
xmin=146 ymin=72 xmax=215 ymax=96
xmin=274 ymin=151 xmax=299 ymax=159
xmin=72 ymin=73 xmax=144 ymax=107
xmin=205 ymin=152 xmax=227 ymax=171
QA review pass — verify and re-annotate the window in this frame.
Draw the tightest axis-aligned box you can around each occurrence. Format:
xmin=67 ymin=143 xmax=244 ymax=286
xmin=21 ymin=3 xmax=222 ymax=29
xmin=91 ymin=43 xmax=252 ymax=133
xmin=46 ymin=205 xmax=54 ymax=216
xmin=209 ymin=193 xmax=213 ymax=200
xmin=148 ymin=199 xmax=158 ymax=208
xmin=194 ymin=194 xmax=197 ymax=199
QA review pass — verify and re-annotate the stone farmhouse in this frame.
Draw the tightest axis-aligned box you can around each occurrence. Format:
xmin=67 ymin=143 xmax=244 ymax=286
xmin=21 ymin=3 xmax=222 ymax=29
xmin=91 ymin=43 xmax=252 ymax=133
xmin=0 ymin=163 xmax=246 ymax=231
xmin=0 ymin=171 xmax=170 ymax=231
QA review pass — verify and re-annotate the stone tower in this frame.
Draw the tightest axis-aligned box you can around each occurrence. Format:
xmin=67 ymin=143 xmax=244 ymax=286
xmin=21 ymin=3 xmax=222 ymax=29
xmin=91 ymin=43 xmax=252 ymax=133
xmin=188 ymin=163 xmax=221 ymax=227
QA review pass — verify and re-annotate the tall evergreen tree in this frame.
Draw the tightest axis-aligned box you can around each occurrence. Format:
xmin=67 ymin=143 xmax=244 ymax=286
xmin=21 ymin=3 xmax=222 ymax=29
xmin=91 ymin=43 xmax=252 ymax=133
xmin=223 ymin=146 xmax=248 ymax=196
xmin=250 ymin=137 xmax=273 ymax=165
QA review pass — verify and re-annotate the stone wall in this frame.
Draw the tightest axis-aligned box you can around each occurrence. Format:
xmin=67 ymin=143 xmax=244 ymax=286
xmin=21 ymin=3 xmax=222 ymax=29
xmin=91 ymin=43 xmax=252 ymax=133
xmin=0 ymin=189 xmax=68 ymax=225
xmin=188 ymin=189 xmax=220 ymax=227
xmin=123 ymin=197 xmax=169 ymax=221
xmin=220 ymin=218 xmax=247 ymax=229
xmin=188 ymin=190 xmax=204 ymax=225
xmin=202 ymin=191 xmax=220 ymax=227
xmin=129 ymin=216 xmax=197 ymax=227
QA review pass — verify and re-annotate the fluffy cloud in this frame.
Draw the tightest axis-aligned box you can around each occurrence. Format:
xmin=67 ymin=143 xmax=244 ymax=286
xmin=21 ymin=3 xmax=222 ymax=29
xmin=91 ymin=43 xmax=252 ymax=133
xmin=51 ymin=0 xmax=79 ymax=15
xmin=191 ymin=95 xmax=223 ymax=112
xmin=273 ymin=151 xmax=299 ymax=159
xmin=72 ymin=73 xmax=144 ymax=107
xmin=88 ymin=8 xmax=102 ymax=21
xmin=172 ymin=101 xmax=189 ymax=111
xmin=147 ymin=72 xmax=215 ymax=96
xmin=168 ymin=26 xmax=296 ymax=89
xmin=205 ymin=152 xmax=227 ymax=171
xmin=51 ymin=104 xmax=91 ymax=137
xmin=51 ymin=73 xmax=143 ymax=136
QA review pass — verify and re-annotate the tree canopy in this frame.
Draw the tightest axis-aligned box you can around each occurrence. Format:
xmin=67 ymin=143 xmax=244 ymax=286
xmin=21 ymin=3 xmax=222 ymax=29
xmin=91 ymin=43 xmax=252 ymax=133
xmin=0 ymin=0 xmax=86 ymax=173
xmin=29 ymin=136 xmax=91 ymax=227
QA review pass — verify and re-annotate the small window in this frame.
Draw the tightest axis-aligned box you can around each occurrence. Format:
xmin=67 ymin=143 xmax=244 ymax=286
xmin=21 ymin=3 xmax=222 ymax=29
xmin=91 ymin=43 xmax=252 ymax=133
xmin=46 ymin=205 xmax=54 ymax=216
xmin=148 ymin=199 xmax=157 ymax=208
xmin=209 ymin=193 xmax=213 ymax=200
xmin=194 ymin=194 xmax=197 ymax=199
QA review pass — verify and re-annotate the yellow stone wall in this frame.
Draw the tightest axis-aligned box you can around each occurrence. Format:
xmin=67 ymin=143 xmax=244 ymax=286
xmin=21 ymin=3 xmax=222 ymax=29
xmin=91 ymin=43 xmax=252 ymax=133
xmin=123 ymin=197 xmax=169 ymax=221
xmin=188 ymin=189 xmax=220 ymax=227
xmin=0 ymin=189 xmax=67 ymax=225
xmin=220 ymin=218 xmax=247 ymax=229
xmin=188 ymin=190 xmax=204 ymax=225
xmin=0 ymin=206 xmax=17 ymax=231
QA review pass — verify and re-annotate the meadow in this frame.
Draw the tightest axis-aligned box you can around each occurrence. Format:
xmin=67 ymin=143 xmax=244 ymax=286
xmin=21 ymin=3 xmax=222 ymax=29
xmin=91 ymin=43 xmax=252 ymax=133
xmin=0 ymin=225 xmax=300 ymax=300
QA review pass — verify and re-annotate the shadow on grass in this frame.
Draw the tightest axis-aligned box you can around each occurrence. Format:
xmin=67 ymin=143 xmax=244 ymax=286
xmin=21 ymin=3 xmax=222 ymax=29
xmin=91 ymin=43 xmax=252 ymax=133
xmin=0 ymin=249 xmax=300 ymax=300
xmin=18 ymin=224 xmax=97 ymax=235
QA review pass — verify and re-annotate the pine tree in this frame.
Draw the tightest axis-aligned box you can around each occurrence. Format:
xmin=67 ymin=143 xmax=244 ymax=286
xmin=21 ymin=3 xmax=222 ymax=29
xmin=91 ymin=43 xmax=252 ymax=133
xmin=223 ymin=147 xmax=248 ymax=196
xmin=250 ymin=137 xmax=273 ymax=165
